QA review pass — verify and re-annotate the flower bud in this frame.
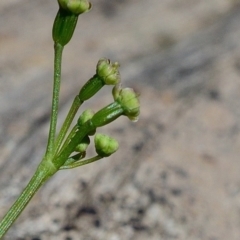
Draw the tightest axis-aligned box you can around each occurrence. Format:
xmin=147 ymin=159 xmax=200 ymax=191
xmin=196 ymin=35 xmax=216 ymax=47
xmin=75 ymin=136 xmax=90 ymax=152
xmin=53 ymin=1 xmax=91 ymax=46
xmin=78 ymin=59 xmax=120 ymax=101
xmin=58 ymin=0 xmax=91 ymax=15
xmin=94 ymin=133 xmax=119 ymax=157
xmin=77 ymin=109 xmax=95 ymax=126
xmin=97 ymin=58 xmax=121 ymax=85
xmin=114 ymin=86 xmax=140 ymax=122
xmin=77 ymin=109 xmax=96 ymax=135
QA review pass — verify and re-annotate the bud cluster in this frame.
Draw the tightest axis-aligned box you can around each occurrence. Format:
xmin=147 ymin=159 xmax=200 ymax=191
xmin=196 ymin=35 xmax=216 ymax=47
xmin=56 ymin=57 xmax=140 ymax=170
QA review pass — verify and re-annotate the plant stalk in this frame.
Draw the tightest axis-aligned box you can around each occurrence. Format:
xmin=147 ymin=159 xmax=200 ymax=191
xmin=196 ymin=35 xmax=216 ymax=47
xmin=0 ymin=160 xmax=57 ymax=238
xmin=60 ymin=155 xmax=102 ymax=169
xmin=46 ymin=42 xmax=64 ymax=157
xmin=55 ymin=95 xmax=82 ymax=153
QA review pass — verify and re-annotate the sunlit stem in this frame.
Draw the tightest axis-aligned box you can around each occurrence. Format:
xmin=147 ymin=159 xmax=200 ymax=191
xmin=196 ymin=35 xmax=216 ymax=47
xmin=46 ymin=42 xmax=64 ymax=157
xmin=56 ymin=124 xmax=78 ymax=157
xmin=60 ymin=155 xmax=102 ymax=170
xmin=55 ymin=95 xmax=83 ymax=153
xmin=0 ymin=160 xmax=56 ymax=238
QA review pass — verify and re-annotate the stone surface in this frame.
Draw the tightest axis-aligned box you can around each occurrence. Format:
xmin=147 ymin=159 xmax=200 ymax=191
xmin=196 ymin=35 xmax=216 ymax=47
xmin=1 ymin=0 xmax=240 ymax=239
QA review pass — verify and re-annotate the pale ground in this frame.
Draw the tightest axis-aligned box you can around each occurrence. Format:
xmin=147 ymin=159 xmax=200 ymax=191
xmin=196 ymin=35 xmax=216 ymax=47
xmin=1 ymin=0 xmax=240 ymax=239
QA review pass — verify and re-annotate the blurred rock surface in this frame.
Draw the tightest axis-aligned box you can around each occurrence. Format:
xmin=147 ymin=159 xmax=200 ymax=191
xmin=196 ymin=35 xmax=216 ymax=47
xmin=1 ymin=0 xmax=240 ymax=239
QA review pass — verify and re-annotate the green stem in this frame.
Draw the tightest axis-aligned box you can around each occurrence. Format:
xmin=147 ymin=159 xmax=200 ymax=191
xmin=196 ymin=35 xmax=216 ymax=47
xmin=56 ymin=124 xmax=78 ymax=158
xmin=60 ymin=155 xmax=102 ymax=170
xmin=55 ymin=95 xmax=83 ymax=153
xmin=0 ymin=160 xmax=57 ymax=238
xmin=53 ymin=121 xmax=95 ymax=169
xmin=46 ymin=43 xmax=64 ymax=157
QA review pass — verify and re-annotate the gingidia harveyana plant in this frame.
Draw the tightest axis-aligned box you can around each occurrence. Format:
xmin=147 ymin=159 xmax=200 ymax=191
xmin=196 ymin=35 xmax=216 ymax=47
xmin=0 ymin=0 xmax=140 ymax=237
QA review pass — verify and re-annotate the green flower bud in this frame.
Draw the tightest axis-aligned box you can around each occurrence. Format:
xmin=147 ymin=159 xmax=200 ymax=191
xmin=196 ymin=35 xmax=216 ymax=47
xmin=58 ymin=0 xmax=92 ymax=15
xmin=114 ymin=86 xmax=140 ymax=122
xmin=53 ymin=1 xmax=91 ymax=46
xmin=78 ymin=59 xmax=120 ymax=101
xmin=94 ymin=133 xmax=119 ymax=157
xmin=77 ymin=109 xmax=95 ymax=126
xmin=97 ymin=58 xmax=121 ymax=85
xmin=78 ymin=109 xmax=96 ymax=135
xmin=75 ymin=136 xmax=90 ymax=152
xmin=91 ymin=102 xmax=124 ymax=128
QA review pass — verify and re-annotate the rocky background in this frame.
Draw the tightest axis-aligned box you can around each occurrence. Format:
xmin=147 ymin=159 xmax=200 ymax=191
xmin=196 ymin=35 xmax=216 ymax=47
xmin=1 ymin=0 xmax=240 ymax=239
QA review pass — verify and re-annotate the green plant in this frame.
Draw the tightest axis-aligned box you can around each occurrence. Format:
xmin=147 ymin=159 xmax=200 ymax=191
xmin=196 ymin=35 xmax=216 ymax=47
xmin=0 ymin=0 xmax=140 ymax=238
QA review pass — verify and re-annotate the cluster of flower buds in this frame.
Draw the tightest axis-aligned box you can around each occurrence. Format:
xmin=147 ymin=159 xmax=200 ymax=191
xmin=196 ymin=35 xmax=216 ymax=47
xmin=50 ymin=0 xmax=137 ymax=169
xmin=55 ymin=58 xmax=140 ymax=170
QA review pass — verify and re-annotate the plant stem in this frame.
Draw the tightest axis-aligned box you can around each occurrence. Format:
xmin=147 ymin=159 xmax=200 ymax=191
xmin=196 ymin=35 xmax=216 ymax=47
xmin=55 ymin=95 xmax=83 ymax=153
xmin=0 ymin=160 xmax=57 ymax=238
xmin=60 ymin=155 xmax=102 ymax=169
xmin=53 ymin=121 xmax=95 ymax=169
xmin=46 ymin=42 xmax=64 ymax=157
xmin=56 ymin=124 xmax=78 ymax=157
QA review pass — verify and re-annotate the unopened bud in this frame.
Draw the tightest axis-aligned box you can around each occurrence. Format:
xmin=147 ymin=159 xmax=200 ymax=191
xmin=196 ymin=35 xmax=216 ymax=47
xmin=53 ymin=1 xmax=91 ymax=46
xmin=97 ymin=58 xmax=121 ymax=85
xmin=113 ymin=86 xmax=140 ymax=122
xmin=58 ymin=0 xmax=91 ymax=15
xmin=75 ymin=136 xmax=90 ymax=152
xmin=78 ymin=109 xmax=95 ymax=126
xmin=94 ymin=133 xmax=119 ymax=157
xmin=78 ymin=109 xmax=96 ymax=135
xmin=79 ymin=59 xmax=120 ymax=101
